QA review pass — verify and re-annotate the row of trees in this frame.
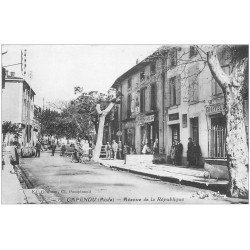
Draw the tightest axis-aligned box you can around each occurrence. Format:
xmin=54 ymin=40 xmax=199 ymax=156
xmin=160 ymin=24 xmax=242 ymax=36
xmin=36 ymin=88 xmax=119 ymax=143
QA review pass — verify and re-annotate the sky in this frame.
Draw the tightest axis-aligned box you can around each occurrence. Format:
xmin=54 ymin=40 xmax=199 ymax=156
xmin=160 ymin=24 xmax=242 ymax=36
xmin=2 ymin=45 xmax=161 ymax=107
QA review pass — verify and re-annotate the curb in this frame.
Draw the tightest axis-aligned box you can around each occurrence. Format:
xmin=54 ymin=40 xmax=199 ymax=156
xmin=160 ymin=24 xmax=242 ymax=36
xmin=99 ymin=162 xmax=229 ymax=194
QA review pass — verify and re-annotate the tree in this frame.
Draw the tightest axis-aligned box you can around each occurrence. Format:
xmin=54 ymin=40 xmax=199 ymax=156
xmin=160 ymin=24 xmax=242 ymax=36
xmin=92 ymin=89 xmax=121 ymax=161
xmin=149 ymin=45 xmax=248 ymax=198
xmin=2 ymin=121 xmax=23 ymax=142
xmin=207 ymin=45 xmax=248 ymax=198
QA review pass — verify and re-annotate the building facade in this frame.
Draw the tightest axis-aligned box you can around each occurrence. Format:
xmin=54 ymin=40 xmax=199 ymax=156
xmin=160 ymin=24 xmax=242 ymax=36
xmin=2 ymin=73 xmax=37 ymax=147
xmin=111 ymin=45 xmax=248 ymax=167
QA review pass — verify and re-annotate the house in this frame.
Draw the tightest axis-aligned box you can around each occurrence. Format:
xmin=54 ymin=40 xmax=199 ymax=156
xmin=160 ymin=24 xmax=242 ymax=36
xmin=111 ymin=45 xmax=248 ymax=174
xmin=2 ymin=72 xmax=37 ymax=147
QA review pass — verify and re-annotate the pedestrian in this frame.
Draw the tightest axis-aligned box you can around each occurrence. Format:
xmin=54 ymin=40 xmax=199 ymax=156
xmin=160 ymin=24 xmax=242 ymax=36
xmin=123 ymin=143 xmax=129 ymax=159
xmin=51 ymin=142 xmax=56 ymax=156
xmin=105 ymin=142 xmax=112 ymax=159
xmin=9 ymin=141 xmax=19 ymax=174
xmin=170 ymin=141 xmax=176 ymax=165
xmin=175 ymin=140 xmax=183 ymax=166
xmin=112 ymin=140 xmax=118 ymax=160
xmin=61 ymin=143 xmax=66 ymax=156
xmin=118 ymin=141 xmax=123 ymax=159
xmin=153 ymin=138 xmax=159 ymax=155
xmin=193 ymin=141 xmax=202 ymax=167
xmin=187 ymin=137 xmax=194 ymax=167
xmin=142 ymin=143 xmax=151 ymax=154
xmin=71 ymin=145 xmax=79 ymax=163
xmin=35 ymin=141 xmax=41 ymax=157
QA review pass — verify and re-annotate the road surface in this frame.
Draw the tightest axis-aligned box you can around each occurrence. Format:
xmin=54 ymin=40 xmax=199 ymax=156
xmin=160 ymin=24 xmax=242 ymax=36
xmin=19 ymin=151 xmax=239 ymax=204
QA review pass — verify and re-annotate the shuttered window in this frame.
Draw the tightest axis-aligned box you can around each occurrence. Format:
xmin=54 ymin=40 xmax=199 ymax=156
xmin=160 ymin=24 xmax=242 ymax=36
xmin=166 ymin=75 xmax=181 ymax=107
xmin=188 ymin=64 xmax=199 ymax=103
xmin=170 ymin=77 xmax=176 ymax=106
xmin=151 ymin=83 xmax=157 ymax=110
xmin=127 ymin=94 xmax=131 ymax=118
xmin=140 ymin=88 xmax=146 ymax=112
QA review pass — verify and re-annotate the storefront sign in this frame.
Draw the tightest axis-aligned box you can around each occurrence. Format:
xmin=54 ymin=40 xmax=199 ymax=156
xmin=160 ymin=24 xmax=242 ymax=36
xmin=206 ymin=103 xmax=225 ymax=115
xmin=136 ymin=114 xmax=155 ymax=125
xmin=169 ymin=113 xmax=179 ymax=121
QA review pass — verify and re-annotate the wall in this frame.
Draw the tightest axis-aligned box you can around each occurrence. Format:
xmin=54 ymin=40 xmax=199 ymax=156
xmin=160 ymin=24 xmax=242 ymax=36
xmin=2 ymin=81 xmax=23 ymax=123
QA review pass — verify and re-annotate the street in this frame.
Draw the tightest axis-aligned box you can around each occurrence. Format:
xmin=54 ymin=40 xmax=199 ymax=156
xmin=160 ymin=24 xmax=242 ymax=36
xmin=18 ymin=151 xmax=236 ymax=204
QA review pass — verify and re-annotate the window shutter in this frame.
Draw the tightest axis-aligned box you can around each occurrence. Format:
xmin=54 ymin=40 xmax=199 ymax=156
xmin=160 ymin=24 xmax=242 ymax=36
xmin=194 ymin=80 xmax=199 ymax=101
xmin=165 ymin=78 xmax=171 ymax=108
xmin=176 ymin=74 xmax=181 ymax=105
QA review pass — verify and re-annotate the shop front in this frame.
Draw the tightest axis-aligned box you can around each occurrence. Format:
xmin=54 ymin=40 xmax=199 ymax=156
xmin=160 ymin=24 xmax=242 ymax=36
xmin=137 ymin=113 xmax=159 ymax=154
xmin=206 ymin=103 xmax=226 ymax=159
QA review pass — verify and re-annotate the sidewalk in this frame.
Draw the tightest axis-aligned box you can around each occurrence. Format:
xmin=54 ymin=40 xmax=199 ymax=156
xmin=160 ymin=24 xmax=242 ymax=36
xmin=1 ymin=154 xmax=40 ymax=204
xmin=98 ymin=159 xmax=229 ymax=193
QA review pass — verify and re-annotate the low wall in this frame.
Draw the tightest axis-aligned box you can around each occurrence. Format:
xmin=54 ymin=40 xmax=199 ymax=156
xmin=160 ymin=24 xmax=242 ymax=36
xmin=204 ymin=162 xmax=229 ymax=180
xmin=125 ymin=154 xmax=153 ymax=165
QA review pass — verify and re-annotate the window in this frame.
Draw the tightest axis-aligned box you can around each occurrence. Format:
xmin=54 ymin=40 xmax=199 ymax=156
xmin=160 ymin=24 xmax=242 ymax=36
xmin=150 ymin=63 xmax=156 ymax=75
xmin=128 ymin=77 xmax=132 ymax=89
xmin=188 ymin=65 xmax=199 ymax=103
xmin=151 ymin=83 xmax=157 ymax=110
xmin=127 ymin=94 xmax=132 ymax=118
xmin=170 ymin=76 xmax=177 ymax=106
xmin=140 ymin=70 xmax=145 ymax=82
xmin=169 ymin=48 xmax=177 ymax=68
xmin=189 ymin=46 xmax=198 ymax=58
xmin=140 ymin=88 xmax=146 ymax=112
xmin=212 ymin=65 xmax=230 ymax=96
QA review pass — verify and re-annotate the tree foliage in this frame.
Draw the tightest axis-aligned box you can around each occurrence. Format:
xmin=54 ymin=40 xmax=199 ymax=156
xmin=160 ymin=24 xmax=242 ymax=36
xmin=2 ymin=121 xmax=23 ymax=140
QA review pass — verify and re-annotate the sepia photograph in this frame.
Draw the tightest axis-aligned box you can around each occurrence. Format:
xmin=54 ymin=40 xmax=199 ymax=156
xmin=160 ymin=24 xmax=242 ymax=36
xmin=1 ymin=44 xmax=249 ymax=204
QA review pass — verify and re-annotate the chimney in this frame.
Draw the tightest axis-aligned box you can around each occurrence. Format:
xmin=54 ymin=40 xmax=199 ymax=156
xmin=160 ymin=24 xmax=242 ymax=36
xmin=10 ymin=72 xmax=15 ymax=77
xmin=136 ymin=59 xmax=140 ymax=65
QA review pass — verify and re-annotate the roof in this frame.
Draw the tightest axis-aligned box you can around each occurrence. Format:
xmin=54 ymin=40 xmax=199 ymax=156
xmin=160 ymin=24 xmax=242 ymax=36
xmin=5 ymin=76 xmax=36 ymax=96
xmin=111 ymin=45 xmax=170 ymax=89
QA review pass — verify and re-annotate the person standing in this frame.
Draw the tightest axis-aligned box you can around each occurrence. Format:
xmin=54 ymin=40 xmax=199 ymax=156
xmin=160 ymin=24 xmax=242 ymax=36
xmin=9 ymin=141 xmax=20 ymax=174
xmin=170 ymin=141 xmax=176 ymax=165
xmin=175 ymin=140 xmax=183 ymax=166
xmin=51 ymin=142 xmax=56 ymax=156
xmin=187 ymin=137 xmax=194 ymax=167
xmin=61 ymin=143 xmax=66 ymax=156
xmin=112 ymin=140 xmax=118 ymax=160
xmin=35 ymin=141 xmax=41 ymax=157
xmin=118 ymin=141 xmax=123 ymax=159
xmin=193 ymin=141 xmax=201 ymax=167
xmin=153 ymin=138 xmax=159 ymax=155
xmin=105 ymin=142 xmax=112 ymax=159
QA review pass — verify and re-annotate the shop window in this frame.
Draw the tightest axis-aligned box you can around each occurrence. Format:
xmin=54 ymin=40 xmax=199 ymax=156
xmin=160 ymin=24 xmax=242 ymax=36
xmin=150 ymin=83 xmax=157 ymax=110
xmin=140 ymin=88 xmax=146 ymax=113
xmin=189 ymin=46 xmax=198 ymax=58
xmin=208 ymin=115 xmax=226 ymax=158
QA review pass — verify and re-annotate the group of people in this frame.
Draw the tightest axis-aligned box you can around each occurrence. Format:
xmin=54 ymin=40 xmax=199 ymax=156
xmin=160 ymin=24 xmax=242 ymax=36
xmin=105 ymin=140 xmax=123 ymax=160
xmin=187 ymin=137 xmax=201 ymax=168
xmin=170 ymin=140 xmax=183 ymax=166
xmin=170 ymin=138 xmax=201 ymax=167
xmin=142 ymin=138 xmax=159 ymax=155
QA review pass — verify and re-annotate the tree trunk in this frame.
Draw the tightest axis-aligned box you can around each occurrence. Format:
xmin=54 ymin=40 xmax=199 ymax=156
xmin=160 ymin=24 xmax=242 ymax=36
xmin=92 ymin=102 xmax=115 ymax=162
xmin=225 ymin=85 xmax=248 ymax=198
xmin=92 ymin=115 xmax=105 ymax=161
xmin=208 ymin=48 xmax=249 ymax=198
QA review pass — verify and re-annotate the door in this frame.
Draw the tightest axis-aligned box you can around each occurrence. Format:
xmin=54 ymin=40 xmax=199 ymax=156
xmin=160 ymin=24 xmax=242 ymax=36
xmin=190 ymin=117 xmax=199 ymax=144
xmin=171 ymin=124 xmax=180 ymax=145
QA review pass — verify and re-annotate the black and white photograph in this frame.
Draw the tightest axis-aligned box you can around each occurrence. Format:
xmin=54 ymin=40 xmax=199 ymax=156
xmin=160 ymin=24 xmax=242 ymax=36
xmin=1 ymin=44 xmax=248 ymax=204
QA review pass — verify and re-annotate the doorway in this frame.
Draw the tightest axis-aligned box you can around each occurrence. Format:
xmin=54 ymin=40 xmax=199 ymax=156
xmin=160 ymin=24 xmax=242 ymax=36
xmin=171 ymin=124 xmax=180 ymax=145
xmin=190 ymin=117 xmax=199 ymax=144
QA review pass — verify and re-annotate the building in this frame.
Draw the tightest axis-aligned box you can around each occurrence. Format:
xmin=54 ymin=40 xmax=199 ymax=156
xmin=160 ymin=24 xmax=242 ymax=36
xmin=111 ymin=45 xmax=248 ymax=169
xmin=2 ymin=72 xmax=37 ymax=147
